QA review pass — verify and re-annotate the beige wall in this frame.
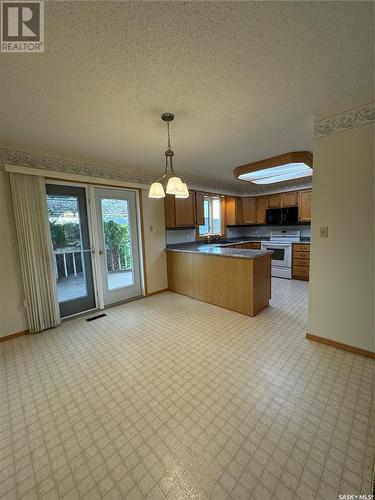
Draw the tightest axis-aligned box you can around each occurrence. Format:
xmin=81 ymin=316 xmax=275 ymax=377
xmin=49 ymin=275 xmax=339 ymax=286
xmin=0 ymin=167 xmax=168 ymax=337
xmin=308 ymin=122 xmax=374 ymax=352
xmin=0 ymin=165 xmax=28 ymax=336
xmin=141 ymin=190 xmax=168 ymax=294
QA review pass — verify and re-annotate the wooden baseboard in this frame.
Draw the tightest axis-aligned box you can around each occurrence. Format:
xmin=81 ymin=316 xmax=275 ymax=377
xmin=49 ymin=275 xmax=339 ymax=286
xmin=146 ymin=288 xmax=169 ymax=297
xmin=0 ymin=330 xmax=29 ymax=343
xmin=306 ymin=333 xmax=375 ymax=359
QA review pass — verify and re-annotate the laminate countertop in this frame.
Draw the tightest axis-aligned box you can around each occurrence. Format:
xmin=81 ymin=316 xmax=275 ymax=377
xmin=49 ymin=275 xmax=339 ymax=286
xmin=165 ymin=242 xmax=273 ymax=260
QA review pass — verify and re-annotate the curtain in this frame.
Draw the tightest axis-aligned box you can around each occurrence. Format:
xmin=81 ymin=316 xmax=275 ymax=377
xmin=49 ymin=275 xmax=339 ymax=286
xmin=10 ymin=173 xmax=60 ymax=333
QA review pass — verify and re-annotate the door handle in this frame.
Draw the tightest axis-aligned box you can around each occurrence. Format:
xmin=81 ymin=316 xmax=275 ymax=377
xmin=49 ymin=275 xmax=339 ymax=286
xmin=98 ymin=250 xmax=104 ymax=256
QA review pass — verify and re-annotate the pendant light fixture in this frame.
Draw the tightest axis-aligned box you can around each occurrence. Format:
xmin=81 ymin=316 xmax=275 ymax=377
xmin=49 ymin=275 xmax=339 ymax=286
xmin=148 ymin=113 xmax=189 ymax=199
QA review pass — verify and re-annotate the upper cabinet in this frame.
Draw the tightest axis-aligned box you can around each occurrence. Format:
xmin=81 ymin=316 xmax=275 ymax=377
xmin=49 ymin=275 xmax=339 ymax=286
xmin=225 ymin=197 xmax=243 ymax=225
xmin=226 ymin=197 xmax=257 ymax=224
xmin=256 ymin=196 xmax=269 ymax=224
xmin=241 ymin=197 xmax=257 ymax=224
xmin=195 ymin=192 xmax=205 ymax=226
xmin=165 ymin=188 xmax=312 ymax=228
xmin=282 ymin=191 xmax=298 ymax=207
xmin=165 ymin=192 xmax=196 ymax=227
xmin=268 ymin=192 xmax=298 ymax=208
xmin=298 ymin=190 xmax=312 ymax=221
xmin=268 ymin=194 xmax=282 ymax=209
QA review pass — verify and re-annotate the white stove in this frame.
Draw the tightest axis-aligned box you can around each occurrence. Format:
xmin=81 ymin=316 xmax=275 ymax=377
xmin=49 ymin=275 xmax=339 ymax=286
xmin=261 ymin=230 xmax=300 ymax=279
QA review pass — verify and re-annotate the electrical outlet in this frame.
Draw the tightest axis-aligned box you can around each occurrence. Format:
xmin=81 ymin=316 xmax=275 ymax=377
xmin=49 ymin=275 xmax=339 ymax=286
xmin=320 ymin=226 xmax=328 ymax=238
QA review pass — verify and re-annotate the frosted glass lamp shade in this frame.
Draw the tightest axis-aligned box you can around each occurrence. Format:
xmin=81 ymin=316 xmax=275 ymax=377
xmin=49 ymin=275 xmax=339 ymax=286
xmin=175 ymin=183 xmax=189 ymax=198
xmin=148 ymin=182 xmax=165 ymax=198
xmin=166 ymin=176 xmax=184 ymax=195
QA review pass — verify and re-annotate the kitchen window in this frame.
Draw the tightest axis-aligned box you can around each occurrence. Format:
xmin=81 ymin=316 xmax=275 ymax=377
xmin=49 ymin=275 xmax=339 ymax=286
xmin=199 ymin=196 xmax=222 ymax=236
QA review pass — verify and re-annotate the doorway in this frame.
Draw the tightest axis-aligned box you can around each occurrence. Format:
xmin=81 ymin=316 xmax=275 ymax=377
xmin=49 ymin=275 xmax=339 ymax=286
xmin=46 ymin=183 xmax=142 ymax=317
xmin=94 ymin=188 xmax=142 ymax=306
xmin=46 ymin=184 xmax=96 ymax=317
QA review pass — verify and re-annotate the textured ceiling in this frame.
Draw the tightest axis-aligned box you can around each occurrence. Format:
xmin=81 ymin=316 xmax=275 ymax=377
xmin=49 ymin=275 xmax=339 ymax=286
xmin=0 ymin=1 xmax=373 ymax=191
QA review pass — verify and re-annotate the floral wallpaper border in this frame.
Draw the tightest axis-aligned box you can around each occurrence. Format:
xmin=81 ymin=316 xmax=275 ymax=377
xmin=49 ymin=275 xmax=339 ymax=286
xmin=0 ymin=147 xmax=311 ymax=196
xmin=314 ymin=102 xmax=375 ymax=138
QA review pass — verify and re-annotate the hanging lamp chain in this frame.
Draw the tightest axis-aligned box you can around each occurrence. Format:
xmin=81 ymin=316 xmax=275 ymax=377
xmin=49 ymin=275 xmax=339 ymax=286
xmin=163 ymin=118 xmax=176 ymax=177
xmin=155 ymin=114 xmax=177 ymax=181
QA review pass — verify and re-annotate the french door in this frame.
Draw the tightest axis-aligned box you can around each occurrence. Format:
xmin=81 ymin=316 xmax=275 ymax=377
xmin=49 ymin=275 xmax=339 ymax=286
xmin=46 ymin=184 xmax=142 ymax=317
xmin=95 ymin=188 xmax=141 ymax=306
xmin=46 ymin=184 xmax=96 ymax=317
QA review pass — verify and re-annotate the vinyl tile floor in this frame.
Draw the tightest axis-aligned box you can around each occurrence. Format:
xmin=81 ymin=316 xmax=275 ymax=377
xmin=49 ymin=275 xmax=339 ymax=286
xmin=0 ymin=278 xmax=373 ymax=499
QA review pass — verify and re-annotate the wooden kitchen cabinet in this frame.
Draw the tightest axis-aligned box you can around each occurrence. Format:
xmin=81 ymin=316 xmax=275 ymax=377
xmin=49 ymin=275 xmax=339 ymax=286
xmin=225 ymin=197 xmax=243 ymax=225
xmin=292 ymin=243 xmax=310 ymax=280
xmin=241 ymin=197 xmax=257 ymax=224
xmin=281 ymin=191 xmax=298 ymax=207
xmin=242 ymin=242 xmax=261 ymax=249
xmin=256 ymin=196 xmax=269 ymax=224
xmin=268 ymin=194 xmax=282 ymax=209
xmin=164 ymin=192 xmax=196 ymax=227
xmin=195 ymin=191 xmax=205 ymax=226
xmin=298 ymin=190 xmax=312 ymax=221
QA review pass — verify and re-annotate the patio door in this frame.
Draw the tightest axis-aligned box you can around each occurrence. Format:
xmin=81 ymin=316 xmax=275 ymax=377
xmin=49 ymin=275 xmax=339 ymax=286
xmin=46 ymin=184 xmax=96 ymax=317
xmin=95 ymin=188 xmax=141 ymax=306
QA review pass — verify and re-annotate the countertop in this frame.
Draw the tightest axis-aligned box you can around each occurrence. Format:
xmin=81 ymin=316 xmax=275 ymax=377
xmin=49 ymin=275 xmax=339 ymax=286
xmin=166 ymin=240 xmax=272 ymax=260
xmin=165 ymin=236 xmax=310 ymax=260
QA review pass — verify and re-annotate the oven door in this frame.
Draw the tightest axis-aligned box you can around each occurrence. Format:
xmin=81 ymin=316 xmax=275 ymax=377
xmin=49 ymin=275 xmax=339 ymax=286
xmin=261 ymin=243 xmax=291 ymax=268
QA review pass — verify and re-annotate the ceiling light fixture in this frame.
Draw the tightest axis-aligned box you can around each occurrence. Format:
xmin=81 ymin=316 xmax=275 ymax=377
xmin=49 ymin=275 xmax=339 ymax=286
xmin=148 ymin=113 xmax=188 ymax=199
xmin=233 ymin=152 xmax=313 ymax=185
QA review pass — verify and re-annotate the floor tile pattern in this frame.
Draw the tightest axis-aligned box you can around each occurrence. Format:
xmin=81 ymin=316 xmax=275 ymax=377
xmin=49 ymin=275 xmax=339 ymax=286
xmin=1 ymin=278 xmax=373 ymax=499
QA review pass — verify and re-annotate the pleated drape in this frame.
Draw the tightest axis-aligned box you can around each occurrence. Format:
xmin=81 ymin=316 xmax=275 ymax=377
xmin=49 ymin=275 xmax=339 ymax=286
xmin=10 ymin=173 xmax=61 ymax=333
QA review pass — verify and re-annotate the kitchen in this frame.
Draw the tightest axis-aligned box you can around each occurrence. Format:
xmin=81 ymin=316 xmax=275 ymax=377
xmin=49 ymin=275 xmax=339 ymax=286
xmin=164 ymin=184 xmax=312 ymax=315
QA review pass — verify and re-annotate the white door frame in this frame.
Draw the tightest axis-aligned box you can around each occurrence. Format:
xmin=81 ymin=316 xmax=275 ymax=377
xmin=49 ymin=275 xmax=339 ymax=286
xmin=45 ymin=180 xmax=145 ymax=313
xmin=90 ymin=186 xmax=144 ymax=308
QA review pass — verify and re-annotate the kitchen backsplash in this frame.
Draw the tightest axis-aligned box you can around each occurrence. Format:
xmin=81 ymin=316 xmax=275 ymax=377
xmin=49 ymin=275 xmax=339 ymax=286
xmin=227 ymin=225 xmax=311 ymax=239
xmin=166 ymin=229 xmax=196 ymax=245
xmin=166 ymin=225 xmax=311 ymax=244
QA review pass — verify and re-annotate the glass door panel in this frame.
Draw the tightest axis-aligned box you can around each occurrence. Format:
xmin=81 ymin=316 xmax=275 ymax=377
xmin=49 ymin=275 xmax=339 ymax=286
xmin=46 ymin=185 xmax=96 ymax=317
xmin=101 ymin=197 xmax=134 ymax=290
xmin=95 ymin=189 xmax=141 ymax=305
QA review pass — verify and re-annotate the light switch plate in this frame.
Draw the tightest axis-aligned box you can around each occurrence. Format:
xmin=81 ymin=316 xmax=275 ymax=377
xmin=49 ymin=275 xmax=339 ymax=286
xmin=320 ymin=226 xmax=328 ymax=238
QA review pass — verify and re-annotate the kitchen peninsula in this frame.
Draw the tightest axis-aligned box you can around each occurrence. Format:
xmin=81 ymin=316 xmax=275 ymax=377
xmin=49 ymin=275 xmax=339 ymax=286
xmin=166 ymin=242 xmax=272 ymax=316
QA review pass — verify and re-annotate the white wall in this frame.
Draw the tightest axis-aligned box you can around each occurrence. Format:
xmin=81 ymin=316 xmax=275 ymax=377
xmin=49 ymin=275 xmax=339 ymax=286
xmin=308 ymin=122 xmax=374 ymax=352
xmin=141 ymin=190 xmax=168 ymax=293
xmin=0 ymin=165 xmax=28 ymax=336
xmin=0 ymin=167 xmax=168 ymax=337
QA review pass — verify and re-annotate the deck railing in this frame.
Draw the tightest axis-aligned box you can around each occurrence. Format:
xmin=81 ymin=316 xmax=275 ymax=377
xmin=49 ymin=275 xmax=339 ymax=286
xmin=53 ymin=247 xmax=131 ymax=279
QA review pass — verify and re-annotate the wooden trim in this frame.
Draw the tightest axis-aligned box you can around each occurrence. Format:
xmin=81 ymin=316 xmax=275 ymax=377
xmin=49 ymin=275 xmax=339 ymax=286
xmin=234 ymin=151 xmax=313 ymax=179
xmin=146 ymin=288 xmax=169 ymax=297
xmin=306 ymin=333 xmax=374 ymax=359
xmin=0 ymin=330 xmax=29 ymax=342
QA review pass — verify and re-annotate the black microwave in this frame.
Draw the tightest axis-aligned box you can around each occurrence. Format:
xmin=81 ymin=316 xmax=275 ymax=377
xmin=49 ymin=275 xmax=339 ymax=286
xmin=266 ymin=207 xmax=298 ymax=225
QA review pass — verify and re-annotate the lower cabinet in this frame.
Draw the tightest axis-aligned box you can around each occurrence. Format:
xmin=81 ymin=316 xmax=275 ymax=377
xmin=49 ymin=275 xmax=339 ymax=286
xmin=292 ymin=243 xmax=310 ymax=280
xmin=241 ymin=242 xmax=261 ymax=249
xmin=225 ymin=242 xmax=261 ymax=249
